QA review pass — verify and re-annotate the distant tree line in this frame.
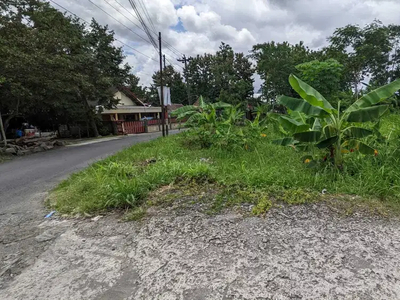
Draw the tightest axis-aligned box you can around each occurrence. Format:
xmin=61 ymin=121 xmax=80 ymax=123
xmin=251 ymin=20 xmax=400 ymax=109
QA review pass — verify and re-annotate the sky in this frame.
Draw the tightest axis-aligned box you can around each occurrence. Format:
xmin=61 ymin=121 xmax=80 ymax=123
xmin=50 ymin=0 xmax=400 ymax=91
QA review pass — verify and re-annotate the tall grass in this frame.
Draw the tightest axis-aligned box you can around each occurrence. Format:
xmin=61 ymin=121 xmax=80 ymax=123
xmin=50 ymin=114 xmax=400 ymax=214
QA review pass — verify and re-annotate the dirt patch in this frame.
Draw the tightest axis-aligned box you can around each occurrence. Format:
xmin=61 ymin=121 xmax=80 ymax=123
xmin=1 ymin=201 xmax=400 ymax=300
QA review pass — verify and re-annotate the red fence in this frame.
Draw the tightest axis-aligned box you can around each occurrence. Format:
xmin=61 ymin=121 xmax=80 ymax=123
xmin=111 ymin=118 xmax=180 ymax=135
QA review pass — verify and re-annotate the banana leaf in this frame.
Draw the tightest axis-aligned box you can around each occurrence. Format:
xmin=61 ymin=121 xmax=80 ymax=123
xmin=316 ymin=136 xmax=338 ymax=149
xmin=289 ymin=75 xmax=334 ymax=112
xmin=343 ymin=127 xmax=373 ymax=138
xmin=346 ymin=105 xmax=389 ymax=122
xmin=347 ymin=79 xmax=400 ymax=112
xmin=323 ymin=125 xmax=337 ymax=139
xmin=348 ymin=140 xmax=376 ymax=155
xmin=312 ymin=118 xmax=322 ymax=131
xmin=272 ymin=137 xmax=296 ymax=146
xmin=171 ymin=105 xmax=197 ymax=117
xmin=279 ymin=116 xmax=310 ymax=134
xmin=294 ymin=131 xmax=322 ymax=143
xmin=278 ymin=95 xmax=328 ymax=117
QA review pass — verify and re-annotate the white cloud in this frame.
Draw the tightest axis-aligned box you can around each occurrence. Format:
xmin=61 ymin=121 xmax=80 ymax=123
xmin=51 ymin=0 xmax=400 ymax=90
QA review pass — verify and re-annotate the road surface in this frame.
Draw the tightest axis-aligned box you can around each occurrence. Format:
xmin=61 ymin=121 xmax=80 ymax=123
xmin=0 ymin=132 xmax=175 ymax=213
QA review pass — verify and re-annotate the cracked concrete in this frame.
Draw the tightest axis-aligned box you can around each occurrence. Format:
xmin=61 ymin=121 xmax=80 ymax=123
xmin=2 ymin=203 xmax=400 ymax=300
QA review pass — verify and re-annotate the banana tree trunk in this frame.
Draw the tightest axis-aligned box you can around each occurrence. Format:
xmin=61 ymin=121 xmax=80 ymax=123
xmin=334 ymin=136 xmax=343 ymax=168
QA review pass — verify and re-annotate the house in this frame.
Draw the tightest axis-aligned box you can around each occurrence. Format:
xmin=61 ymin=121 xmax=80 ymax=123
xmin=101 ymin=87 xmax=162 ymax=122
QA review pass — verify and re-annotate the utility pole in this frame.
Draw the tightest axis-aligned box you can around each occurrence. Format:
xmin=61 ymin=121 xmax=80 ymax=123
xmin=177 ymin=55 xmax=193 ymax=105
xmin=163 ymin=54 xmax=169 ymax=136
xmin=163 ymin=54 xmax=166 ymax=69
xmin=159 ymin=32 xmax=166 ymax=137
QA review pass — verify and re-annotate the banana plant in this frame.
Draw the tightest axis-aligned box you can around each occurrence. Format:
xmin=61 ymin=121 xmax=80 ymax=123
xmin=274 ymin=75 xmax=400 ymax=167
xmin=171 ymin=96 xmax=231 ymax=127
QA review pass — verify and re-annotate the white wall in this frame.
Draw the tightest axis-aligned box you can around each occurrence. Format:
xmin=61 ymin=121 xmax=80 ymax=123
xmin=114 ymin=91 xmax=136 ymax=106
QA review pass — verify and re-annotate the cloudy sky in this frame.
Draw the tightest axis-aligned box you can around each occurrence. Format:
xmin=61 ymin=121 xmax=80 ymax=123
xmin=51 ymin=0 xmax=400 ymax=90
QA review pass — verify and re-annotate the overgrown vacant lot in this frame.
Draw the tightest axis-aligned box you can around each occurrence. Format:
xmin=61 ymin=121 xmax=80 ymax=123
xmin=49 ymin=113 xmax=400 ymax=217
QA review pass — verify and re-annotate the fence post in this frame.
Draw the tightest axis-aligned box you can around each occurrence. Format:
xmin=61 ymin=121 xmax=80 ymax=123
xmin=144 ymin=119 xmax=148 ymax=133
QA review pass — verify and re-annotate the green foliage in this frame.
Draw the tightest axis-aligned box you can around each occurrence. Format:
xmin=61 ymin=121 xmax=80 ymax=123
xmin=251 ymin=41 xmax=320 ymax=102
xmin=185 ymin=43 xmax=254 ymax=105
xmin=327 ymin=20 xmax=400 ymax=95
xmin=296 ymin=59 xmax=344 ymax=102
xmin=0 ymin=0 xmax=130 ymax=134
xmin=281 ymin=189 xmax=316 ymax=205
xmin=275 ymin=75 xmax=400 ymax=167
xmin=252 ymin=197 xmax=272 ymax=215
xmin=173 ymin=97 xmax=267 ymax=151
xmin=51 ymin=114 xmax=400 ymax=215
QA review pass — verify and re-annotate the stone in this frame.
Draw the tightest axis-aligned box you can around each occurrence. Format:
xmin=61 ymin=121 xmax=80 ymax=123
xmin=33 ymin=147 xmax=42 ymax=153
xmin=55 ymin=140 xmax=65 ymax=147
xmin=5 ymin=147 xmax=16 ymax=155
xmin=17 ymin=150 xmax=31 ymax=156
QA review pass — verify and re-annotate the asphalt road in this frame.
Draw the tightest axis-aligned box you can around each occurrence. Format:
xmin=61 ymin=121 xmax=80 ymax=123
xmin=0 ymin=131 xmax=175 ymax=213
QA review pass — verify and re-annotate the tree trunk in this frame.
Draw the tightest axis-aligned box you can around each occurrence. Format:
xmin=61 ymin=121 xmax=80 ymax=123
xmin=0 ymin=110 xmax=6 ymax=148
xmin=90 ymin=115 xmax=99 ymax=137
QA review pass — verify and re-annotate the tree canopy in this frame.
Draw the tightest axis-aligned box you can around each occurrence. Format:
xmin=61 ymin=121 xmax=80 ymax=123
xmin=0 ymin=0 xmax=130 ymax=135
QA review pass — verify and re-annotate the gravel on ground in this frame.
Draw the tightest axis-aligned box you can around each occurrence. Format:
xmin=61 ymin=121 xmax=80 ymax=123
xmin=1 ymin=202 xmax=399 ymax=300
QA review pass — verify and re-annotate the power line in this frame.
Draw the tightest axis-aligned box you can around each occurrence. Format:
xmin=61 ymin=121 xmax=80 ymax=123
xmin=113 ymin=0 xmax=184 ymax=58
xmin=86 ymin=0 xmax=153 ymax=46
xmin=137 ymin=0 xmax=157 ymax=33
xmin=100 ymin=0 xmax=182 ymax=60
xmin=48 ymin=0 xmax=157 ymax=63
xmin=128 ymin=0 xmax=158 ymax=49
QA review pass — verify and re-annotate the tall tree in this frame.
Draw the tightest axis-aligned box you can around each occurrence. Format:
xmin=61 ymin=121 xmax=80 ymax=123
xmin=185 ymin=42 xmax=254 ymax=105
xmin=0 ymin=0 xmax=131 ymax=136
xmin=327 ymin=20 xmax=394 ymax=96
xmin=252 ymin=41 xmax=318 ymax=103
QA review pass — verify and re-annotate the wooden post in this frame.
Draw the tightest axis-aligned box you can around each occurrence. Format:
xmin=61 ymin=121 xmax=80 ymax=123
xmin=0 ymin=110 xmax=6 ymax=148
xmin=159 ymin=32 xmax=166 ymax=137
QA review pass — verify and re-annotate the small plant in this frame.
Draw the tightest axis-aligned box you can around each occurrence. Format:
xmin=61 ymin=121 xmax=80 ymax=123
xmin=281 ymin=188 xmax=315 ymax=205
xmin=174 ymin=96 xmax=268 ymax=151
xmin=252 ymin=197 xmax=272 ymax=215
xmin=274 ymin=74 xmax=400 ymax=167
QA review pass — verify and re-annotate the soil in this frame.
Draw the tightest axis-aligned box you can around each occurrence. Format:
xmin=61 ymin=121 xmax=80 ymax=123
xmin=1 ymin=199 xmax=400 ymax=300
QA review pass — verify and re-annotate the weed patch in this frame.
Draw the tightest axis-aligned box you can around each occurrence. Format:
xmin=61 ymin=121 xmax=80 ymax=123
xmin=50 ymin=115 xmax=400 ymax=217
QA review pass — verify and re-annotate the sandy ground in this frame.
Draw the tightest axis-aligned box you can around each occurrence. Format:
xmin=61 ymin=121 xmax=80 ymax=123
xmin=1 ymin=201 xmax=400 ymax=300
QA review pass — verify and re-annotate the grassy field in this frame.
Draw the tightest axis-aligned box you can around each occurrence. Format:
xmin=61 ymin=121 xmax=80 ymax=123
xmin=49 ymin=114 xmax=400 ymax=217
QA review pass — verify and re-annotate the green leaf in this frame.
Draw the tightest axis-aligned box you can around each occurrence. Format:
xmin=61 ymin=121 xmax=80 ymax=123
xmin=278 ymin=95 xmax=328 ymax=117
xmin=347 ymin=79 xmax=400 ymax=112
xmin=323 ymin=125 xmax=337 ymax=139
xmin=272 ymin=137 xmax=296 ymax=146
xmin=344 ymin=127 xmax=373 ymax=138
xmin=198 ymin=96 xmax=206 ymax=109
xmin=289 ymin=74 xmax=334 ymax=112
xmin=348 ymin=140 xmax=376 ymax=155
xmin=312 ymin=118 xmax=322 ymax=131
xmin=316 ymin=136 xmax=338 ymax=149
xmin=358 ymin=142 xmax=375 ymax=155
xmin=171 ymin=105 xmax=197 ymax=117
xmin=212 ymin=101 xmax=232 ymax=109
xmin=346 ymin=105 xmax=389 ymax=122
xmin=278 ymin=115 xmax=310 ymax=134
xmin=294 ymin=131 xmax=322 ymax=143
